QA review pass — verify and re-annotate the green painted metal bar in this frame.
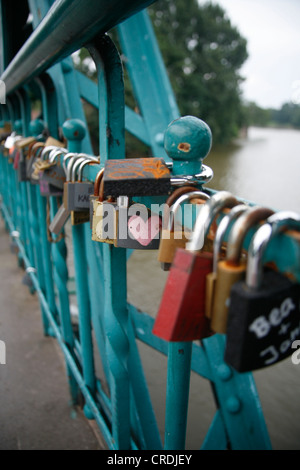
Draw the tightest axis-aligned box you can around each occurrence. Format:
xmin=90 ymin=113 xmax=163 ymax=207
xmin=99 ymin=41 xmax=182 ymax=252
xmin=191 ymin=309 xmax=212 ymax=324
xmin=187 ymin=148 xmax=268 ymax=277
xmin=201 ymin=334 xmax=272 ymax=450
xmin=164 ymin=343 xmax=193 ymax=450
xmin=1 ymin=0 xmax=158 ymax=95
xmin=87 ymin=33 xmax=131 ymax=448
xmin=32 ymin=72 xmax=79 ymax=404
xmin=201 ymin=411 xmax=228 ymax=450
xmin=63 ymin=120 xmax=97 ymax=417
xmin=75 ymin=70 xmax=151 ymax=146
xmin=33 ymin=74 xmax=61 ymax=330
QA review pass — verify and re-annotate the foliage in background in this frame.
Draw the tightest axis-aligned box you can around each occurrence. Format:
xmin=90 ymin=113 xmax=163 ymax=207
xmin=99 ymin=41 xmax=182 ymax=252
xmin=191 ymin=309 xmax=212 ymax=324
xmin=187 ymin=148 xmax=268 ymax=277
xmin=148 ymin=0 xmax=248 ymax=144
xmin=243 ymin=101 xmax=300 ymax=130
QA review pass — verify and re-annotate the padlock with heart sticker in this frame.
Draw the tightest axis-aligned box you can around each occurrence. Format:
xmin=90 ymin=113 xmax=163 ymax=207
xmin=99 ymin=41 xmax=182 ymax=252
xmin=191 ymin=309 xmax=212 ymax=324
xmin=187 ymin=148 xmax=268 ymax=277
xmin=114 ymin=196 xmax=162 ymax=249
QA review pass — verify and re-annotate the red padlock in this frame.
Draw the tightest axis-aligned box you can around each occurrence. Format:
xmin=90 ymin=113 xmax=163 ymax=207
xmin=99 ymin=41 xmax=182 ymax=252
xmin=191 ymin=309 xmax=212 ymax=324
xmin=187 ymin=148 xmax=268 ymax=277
xmin=152 ymin=191 xmax=239 ymax=342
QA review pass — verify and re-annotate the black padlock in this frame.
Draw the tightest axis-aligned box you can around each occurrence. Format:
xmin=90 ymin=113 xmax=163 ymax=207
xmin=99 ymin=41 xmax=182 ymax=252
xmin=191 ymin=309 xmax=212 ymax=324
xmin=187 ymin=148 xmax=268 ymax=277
xmin=224 ymin=211 xmax=300 ymax=372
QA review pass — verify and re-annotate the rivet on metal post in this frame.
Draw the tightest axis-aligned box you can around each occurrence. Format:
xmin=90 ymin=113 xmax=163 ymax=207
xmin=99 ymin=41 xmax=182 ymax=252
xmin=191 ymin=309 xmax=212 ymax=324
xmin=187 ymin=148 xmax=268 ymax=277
xmin=164 ymin=115 xmax=214 ymax=185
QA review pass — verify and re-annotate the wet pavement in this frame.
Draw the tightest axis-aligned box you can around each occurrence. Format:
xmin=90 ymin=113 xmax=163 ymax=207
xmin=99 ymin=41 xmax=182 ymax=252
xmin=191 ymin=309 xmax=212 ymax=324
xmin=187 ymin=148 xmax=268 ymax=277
xmin=0 ymin=218 xmax=105 ymax=450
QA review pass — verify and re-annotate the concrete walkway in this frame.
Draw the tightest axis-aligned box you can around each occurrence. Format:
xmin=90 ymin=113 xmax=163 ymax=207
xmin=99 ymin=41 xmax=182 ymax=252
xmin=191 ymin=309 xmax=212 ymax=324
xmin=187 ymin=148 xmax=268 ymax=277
xmin=0 ymin=218 xmax=106 ymax=450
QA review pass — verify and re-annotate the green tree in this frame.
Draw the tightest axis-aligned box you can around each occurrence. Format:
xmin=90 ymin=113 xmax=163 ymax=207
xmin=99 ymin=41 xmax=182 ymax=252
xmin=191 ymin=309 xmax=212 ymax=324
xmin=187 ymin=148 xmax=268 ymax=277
xmin=148 ymin=0 xmax=248 ymax=144
xmin=243 ymin=102 xmax=271 ymax=127
xmin=274 ymin=103 xmax=300 ymax=128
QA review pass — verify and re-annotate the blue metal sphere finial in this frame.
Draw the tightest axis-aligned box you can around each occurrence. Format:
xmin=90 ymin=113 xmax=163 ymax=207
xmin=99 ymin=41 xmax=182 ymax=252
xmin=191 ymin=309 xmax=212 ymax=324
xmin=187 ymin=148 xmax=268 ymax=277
xmin=62 ymin=119 xmax=86 ymax=141
xmin=14 ymin=119 xmax=23 ymax=134
xmin=29 ymin=118 xmax=45 ymax=137
xmin=164 ymin=115 xmax=212 ymax=175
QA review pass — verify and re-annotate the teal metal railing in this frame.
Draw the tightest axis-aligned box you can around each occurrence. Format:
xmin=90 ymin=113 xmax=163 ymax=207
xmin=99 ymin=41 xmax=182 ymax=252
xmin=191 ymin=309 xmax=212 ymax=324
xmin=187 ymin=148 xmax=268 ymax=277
xmin=0 ymin=0 xmax=298 ymax=450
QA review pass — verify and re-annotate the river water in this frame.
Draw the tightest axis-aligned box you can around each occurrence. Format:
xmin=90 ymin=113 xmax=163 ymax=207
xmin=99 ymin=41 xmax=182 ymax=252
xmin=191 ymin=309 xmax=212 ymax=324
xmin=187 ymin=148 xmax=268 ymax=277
xmin=127 ymin=126 xmax=300 ymax=450
xmin=205 ymin=126 xmax=300 ymax=212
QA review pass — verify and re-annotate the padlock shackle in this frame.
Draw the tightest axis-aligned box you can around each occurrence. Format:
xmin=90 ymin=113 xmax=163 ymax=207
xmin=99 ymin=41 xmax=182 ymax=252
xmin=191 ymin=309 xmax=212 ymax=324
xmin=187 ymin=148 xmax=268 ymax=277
xmin=71 ymin=154 xmax=99 ymax=181
xmin=77 ymin=156 xmax=99 ymax=182
xmin=213 ymin=204 xmax=249 ymax=273
xmin=94 ymin=168 xmax=104 ymax=198
xmin=169 ymin=191 xmax=209 ymax=231
xmin=63 ymin=152 xmax=76 ymax=175
xmin=246 ymin=211 xmax=300 ymax=289
xmin=170 ymin=164 xmax=214 ymax=186
xmin=66 ymin=154 xmax=85 ymax=182
xmin=226 ymin=206 xmax=274 ymax=266
xmin=49 ymin=147 xmax=68 ymax=163
xmin=71 ymin=156 xmax=87 ymax=182
xmin=41 ymin=145 xmax=58 ymax=161
xmin=165 ymin=186 xmax=201 ymax=207
xmin=163 ymin=186 xmax=199 ymax=229
xmin=96 ymin=169 xmax=115 ymax=203
xmin=167 ymin=190 xmax=210 ymax=232
xmin=29 ymin=142 xmax=45 ymax=160
xmin=27 ymin=140 xmax=38 ymax=159
xmin=186 ymin=191 xmax=239 ymax=252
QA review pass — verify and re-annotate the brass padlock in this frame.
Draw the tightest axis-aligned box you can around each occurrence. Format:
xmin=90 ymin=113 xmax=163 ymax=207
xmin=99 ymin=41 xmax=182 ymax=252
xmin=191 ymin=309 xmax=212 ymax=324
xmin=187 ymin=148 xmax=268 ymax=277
xmin=210 ymin=205 xmax=274 ymax=333
xmin=205 ymin=204 xmax=249 ymax=319
xmin=158 ymin=186 xmax=210 ymax=270
xmin=27 ymin=142 xmax=46 ymax=184
xmin=15 ymin=136 xmax=37 ymax=181
xmin=91 ymin=170 xmax=117 ymax=244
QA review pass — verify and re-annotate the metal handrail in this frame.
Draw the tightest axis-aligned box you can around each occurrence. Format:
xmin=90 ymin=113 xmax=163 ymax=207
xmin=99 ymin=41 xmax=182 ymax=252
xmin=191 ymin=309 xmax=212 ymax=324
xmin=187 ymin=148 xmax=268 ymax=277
xmin=1 ymin=0 xmax=156 ymax=95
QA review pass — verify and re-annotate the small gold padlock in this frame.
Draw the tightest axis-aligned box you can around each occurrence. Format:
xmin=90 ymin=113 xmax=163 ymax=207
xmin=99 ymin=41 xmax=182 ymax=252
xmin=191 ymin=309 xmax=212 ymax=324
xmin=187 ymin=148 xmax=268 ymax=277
xmin=92 ymin=170 xmax=117 ymax=244
xmin=205 ymin=204 xmax=248 ymax=319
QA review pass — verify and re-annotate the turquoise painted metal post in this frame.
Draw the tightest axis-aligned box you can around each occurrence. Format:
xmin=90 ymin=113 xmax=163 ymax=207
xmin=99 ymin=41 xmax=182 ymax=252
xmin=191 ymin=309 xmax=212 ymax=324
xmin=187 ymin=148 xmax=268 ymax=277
xmin=15 ymin=91 xmax=34 ymax=266
xmin=44 ymin=118 xmax=78 ymax=403
xmin=33 ymin=75 xmax=62 ymax=336
xmin=62 ymin=118 xmax=96 ymax=419
xmin=27 ymin=118 xmax=50 ymax=333
xmin=11 ymin=117 xmax=26 ymax=266
xmin=88 ymin=34 xmax=131 ymax=449
xmin=201 ymin=334 xmax=272 ymax=450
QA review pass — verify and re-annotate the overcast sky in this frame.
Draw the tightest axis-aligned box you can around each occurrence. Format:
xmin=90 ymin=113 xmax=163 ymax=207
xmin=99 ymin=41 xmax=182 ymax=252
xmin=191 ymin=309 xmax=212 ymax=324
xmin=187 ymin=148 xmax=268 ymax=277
xmin=198 ymin=0 xmax=300 ymax=109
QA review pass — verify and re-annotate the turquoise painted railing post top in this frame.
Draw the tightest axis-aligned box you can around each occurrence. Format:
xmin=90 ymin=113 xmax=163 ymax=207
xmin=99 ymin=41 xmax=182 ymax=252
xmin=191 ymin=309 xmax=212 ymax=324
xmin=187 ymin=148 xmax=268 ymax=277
xmin=62 ymin=118 xmax=86 ymax=153
xmin=14 ymin=119 xmax=23 ymax=134
xmin=29 ymin=119 xmax=46 ymax=137
xmin=164 ymin=115 xmax=212 ymax=176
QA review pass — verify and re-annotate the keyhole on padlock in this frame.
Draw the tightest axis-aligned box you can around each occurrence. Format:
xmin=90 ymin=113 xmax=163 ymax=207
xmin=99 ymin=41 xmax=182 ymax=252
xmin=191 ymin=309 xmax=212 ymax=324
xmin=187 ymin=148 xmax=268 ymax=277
xmin=104 ymin=210 xmax=109 ymax=233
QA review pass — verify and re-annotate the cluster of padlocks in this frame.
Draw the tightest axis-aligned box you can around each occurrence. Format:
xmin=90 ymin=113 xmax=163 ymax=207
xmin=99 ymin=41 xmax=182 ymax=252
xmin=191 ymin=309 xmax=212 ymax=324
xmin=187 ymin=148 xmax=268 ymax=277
xmin=1 ymin=119 xmax=300 ymax=378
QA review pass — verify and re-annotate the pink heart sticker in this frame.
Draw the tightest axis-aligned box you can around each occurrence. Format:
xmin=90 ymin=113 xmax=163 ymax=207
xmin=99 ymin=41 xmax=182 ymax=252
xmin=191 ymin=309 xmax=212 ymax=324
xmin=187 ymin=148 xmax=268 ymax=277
xmin=128 ymin=215 xmax=161 ymax=246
